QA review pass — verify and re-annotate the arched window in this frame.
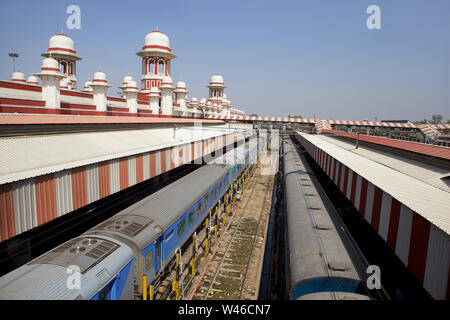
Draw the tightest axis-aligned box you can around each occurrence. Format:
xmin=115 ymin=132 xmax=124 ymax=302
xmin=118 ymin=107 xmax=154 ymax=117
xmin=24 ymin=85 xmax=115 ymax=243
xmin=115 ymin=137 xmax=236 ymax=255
xmin=158 ymin=60 xmax=164 ymax=74
xmin=148 ymin=59 xmax=155 ymax=74
xmin=60 ymin=61 xmax=67 ymax=75
xmin=70 ymin=62 xmax=74 ymax=75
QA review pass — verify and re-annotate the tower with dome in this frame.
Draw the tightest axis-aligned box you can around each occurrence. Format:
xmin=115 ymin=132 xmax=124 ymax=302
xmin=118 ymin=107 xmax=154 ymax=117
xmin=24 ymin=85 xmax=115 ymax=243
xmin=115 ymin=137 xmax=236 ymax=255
xmin=136 ymin=29 xmax=177 ymax=99
xmin=41 ymin=33 xmax=82 ymax=90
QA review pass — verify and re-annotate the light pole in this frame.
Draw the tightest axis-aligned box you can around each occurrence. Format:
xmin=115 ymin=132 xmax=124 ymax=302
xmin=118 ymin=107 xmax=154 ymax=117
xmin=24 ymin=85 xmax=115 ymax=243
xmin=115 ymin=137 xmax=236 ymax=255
xmin=8 ymin=53 xmax=19 ymax=73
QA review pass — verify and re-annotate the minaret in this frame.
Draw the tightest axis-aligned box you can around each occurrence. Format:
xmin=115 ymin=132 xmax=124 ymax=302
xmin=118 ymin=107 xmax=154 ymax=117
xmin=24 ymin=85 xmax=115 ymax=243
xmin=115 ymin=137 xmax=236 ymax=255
xmin=42 ymin=33 xmax=82 ymax=90
xmin=148 ymin=86 xmax=161 ymax=114
xmin=136 ymin=29 xmax=177 ymax=100
xmin=160 ymin=76 xmax=174 ymax=116
xmin=119 ymin=74 xmax=134 ymax=99
xmin=174 ymin=80 xmax=189 ymax=116
xmin=89 ymin=70 xmax=111 ymax=112
xmin=34 ymin=57 xmax=65 ymax=108
xmin=207 ymin=74 xmax=226 ymax=106
xmin=122 ymin=80 xmax=139 ymax=114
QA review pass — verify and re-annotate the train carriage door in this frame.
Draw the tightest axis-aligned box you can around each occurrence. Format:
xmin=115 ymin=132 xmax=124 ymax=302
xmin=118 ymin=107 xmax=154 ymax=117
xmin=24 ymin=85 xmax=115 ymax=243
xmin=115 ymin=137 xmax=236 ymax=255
xmin=143 ymin=243 xmax=156 ymax=281
xmin=155 ymin=237 xmax=163 ymax=273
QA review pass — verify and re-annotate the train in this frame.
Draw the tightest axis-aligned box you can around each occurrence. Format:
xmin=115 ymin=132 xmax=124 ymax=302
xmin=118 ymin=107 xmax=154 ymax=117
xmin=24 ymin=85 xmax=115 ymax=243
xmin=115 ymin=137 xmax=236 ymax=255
xmin=282 ymin=137 xmax=372 ymax=300
xmin=0 ymin=134 xmax=266 ymax=300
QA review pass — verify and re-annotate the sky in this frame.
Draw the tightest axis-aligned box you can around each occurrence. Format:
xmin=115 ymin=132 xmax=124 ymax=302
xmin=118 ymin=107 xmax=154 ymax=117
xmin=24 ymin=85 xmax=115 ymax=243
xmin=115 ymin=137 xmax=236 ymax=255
xmin=0 ymin=0 xmax=449 ymax=121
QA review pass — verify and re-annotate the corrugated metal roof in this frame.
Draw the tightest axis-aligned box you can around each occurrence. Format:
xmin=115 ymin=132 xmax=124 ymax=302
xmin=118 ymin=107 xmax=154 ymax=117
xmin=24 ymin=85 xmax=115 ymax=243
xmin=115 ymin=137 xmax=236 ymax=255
xmin=299 ymin=133 xmax=450 ymax=235
xmin=0 ymin=125 xmax=245 ymax=184
xmin=318 ymin=135 xmax=450 ymax=193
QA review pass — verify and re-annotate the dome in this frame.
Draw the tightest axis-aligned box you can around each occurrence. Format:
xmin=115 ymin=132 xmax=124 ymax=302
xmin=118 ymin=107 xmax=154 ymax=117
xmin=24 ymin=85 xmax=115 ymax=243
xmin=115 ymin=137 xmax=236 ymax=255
xmin=34 ymin=57 xmax=65 ymax=79
xmin=191 ymin=97 xmax=198 ymax=103
xmin=126 ymin=80 xmax=138 ymax=89
xmin=160 ymin=76 xmax=173 ymax=88
xmin=27 ymin=75 xmax=39 ymax=85
xmin=144 ymin=31 xmax=170 ymax=51
xmin=82 ymin=80 xmax=93 ymax=92
xmin=206 ymin=101 xmax=212 ymax=107
xmin=11 ymin=70 xmax=26 ymax=82
xmin=209 ymin=74 xmax=224 ymax=85
xmin=122 ymin=73 xmax=134 ymax=85
xmin=59 ymin=77 xmax=69 ymax=89
xmin=176 ymin=80 xmax=186 ymax=89
xmin=149 ymin=86 xmax=161 ymax=96
xmin=48 ymin=34 xmax=76 ymax=54
xmin=91 ymin=70 xmax=110 ymax=87
xmin=93 ymin=70 xmax=106 ymax=81
xmin=41 ymin=57 xmax=60 ymax=72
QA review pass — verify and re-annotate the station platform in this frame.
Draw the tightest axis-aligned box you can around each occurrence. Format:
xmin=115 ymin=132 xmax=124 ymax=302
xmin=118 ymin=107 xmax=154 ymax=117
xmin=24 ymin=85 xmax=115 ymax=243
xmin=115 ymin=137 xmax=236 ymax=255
xmin=0 ymin=117 xmax=251 ymax=242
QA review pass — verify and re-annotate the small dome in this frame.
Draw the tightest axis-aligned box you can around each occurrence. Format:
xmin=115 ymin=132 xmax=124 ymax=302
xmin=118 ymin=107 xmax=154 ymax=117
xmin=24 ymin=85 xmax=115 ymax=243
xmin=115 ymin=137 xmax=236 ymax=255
xmin=122 ymin=73 xmax=134 ymax=85
xmin=93 ymin=70 xmax=106 ymax=81
xmin=59 ymin=77 xmax=69 ymax=89
xmin=41 ymin=57 xmax=59 ymax=70
xmin=48 ymin=34 xmax=76 ymax=53
xmin=27 ymin=75 xmax=40 ymax=85
xmin=160 ymin=76 xmax=173 ymax=88
xmin=127 ymin=80 xmax=137 ymax=87
xmin=82 ymin=80 xmax=93 ymax=92
xmin=125 ymin=80 xmax=139 ymax=91
xmin=206 ymin=101 xmax=212 ymax=107
xmin=12 ymin=70 xmax=26 ymax=82
xmin=149 ymin=86 xmax=161 ymax=96
xmin=191 ymin=97 xmax=198 ymax=103
xmin=91 ymin=70 xmax=110 ymax=87
xmin=200 ymin=97 xmax=206 ymax=104
xmin=176 ymin=80 xmax=186 ymax=89
xmin=209 ymin=74 xmax=224 ymax=85
xmin=144 ymin=31 xmax=170 ymax=50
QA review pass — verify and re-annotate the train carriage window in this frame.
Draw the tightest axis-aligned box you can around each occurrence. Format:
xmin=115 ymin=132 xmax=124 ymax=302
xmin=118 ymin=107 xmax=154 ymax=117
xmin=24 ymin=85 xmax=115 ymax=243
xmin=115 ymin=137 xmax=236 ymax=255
xmin=209 ymin=190 xmax=214 ymax=203
xmin=197 ymin=202 xmax=202 ymax=215
xmin=204 ymin=195 xmax=208 ymax=209
xmin=145 ymin=249 xmax=153 ymax=271
xmin=215 ymin=186 xmax=218 ymax=198
xmin=178 ymin=218 xmax=186 ymax=237
xmin=188 ymin=210 xmax=195 ymax=225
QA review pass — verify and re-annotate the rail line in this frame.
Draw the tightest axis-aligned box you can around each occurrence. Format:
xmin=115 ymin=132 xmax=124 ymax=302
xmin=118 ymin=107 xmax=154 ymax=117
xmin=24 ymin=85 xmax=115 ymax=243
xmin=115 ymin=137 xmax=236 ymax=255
xmin=188 ymin=160 xmax=274 ymax=300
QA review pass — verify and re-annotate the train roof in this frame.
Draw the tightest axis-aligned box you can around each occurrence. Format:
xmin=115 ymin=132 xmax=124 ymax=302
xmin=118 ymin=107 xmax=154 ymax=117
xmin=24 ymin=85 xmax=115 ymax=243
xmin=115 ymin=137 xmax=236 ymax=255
xmin=297 ymin=292 xmax=370 ymax=300
xmin=283 ymin=139 xmax=363 ymax=293
xmin=0 ymin=235 xmax=133 ymax=300
xmin=88 ymin=164 xmax=229 ymax=250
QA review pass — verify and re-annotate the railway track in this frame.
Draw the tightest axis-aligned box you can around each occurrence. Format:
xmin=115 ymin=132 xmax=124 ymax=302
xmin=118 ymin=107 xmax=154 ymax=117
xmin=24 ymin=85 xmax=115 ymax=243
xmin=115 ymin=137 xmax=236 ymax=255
xmin=187 ymin=160 xmax=275 ymax=300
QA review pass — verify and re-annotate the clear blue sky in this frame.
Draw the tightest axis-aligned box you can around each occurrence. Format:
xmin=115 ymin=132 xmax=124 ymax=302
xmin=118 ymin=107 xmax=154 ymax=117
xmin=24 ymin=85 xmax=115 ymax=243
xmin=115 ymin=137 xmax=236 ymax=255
xmin=1 ymin=0 xmax=449 ymax=121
